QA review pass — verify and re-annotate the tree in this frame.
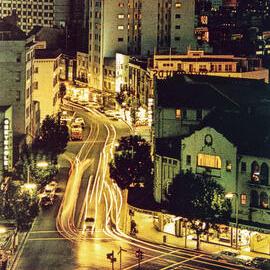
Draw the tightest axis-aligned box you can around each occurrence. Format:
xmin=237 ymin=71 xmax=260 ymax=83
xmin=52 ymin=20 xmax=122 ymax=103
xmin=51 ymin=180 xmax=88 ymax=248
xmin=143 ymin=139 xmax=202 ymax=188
xmin=109 ymin=135 xmax=153 ymax=190
xmin=59 ymin=83 xmax=66 ymax=103
xmin=15 ymin=145 xmax=58 ymax=186
xmin=34 ymin=115 xmax=69 ymax=155
xmin=167 ymin=171 xmax=232 ymax=250
xmin=115 ymin=89 xmax=126 ymax=106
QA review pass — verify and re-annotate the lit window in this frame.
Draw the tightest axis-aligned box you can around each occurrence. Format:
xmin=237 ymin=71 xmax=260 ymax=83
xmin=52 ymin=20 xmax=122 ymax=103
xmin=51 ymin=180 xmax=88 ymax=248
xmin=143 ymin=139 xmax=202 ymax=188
xmin=175 ymin=109 xmax=181 ymax=119
xmin=119 ymin=2 xmax=124 ymax=7
xmin=241 ymin=194 xmax=247 ymax=205
xmin=118 ymin=25 xmax=124 ymax=30
xmin=175 ymin=2 xmax=181 ymax=8
xmin=226 ymin=160 xmax=232 ymax=172
xmin=197 ymin=153 xmax=222 ymax=169
xmin=118 ymin=14 xmax=124 ymax=19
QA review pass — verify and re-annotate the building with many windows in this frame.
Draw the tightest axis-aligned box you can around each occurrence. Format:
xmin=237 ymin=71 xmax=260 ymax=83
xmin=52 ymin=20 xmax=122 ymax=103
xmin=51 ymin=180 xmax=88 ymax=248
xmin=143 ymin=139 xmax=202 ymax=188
xmin=0 ymin=0 xmax=54 ymax=33
xmin=88 ymin=0 xmax=196 ymax=91
xmin=0 ymin=20 xmax=36 ymax=143
xmin=32 ymin=49 xmax=62 ymax=123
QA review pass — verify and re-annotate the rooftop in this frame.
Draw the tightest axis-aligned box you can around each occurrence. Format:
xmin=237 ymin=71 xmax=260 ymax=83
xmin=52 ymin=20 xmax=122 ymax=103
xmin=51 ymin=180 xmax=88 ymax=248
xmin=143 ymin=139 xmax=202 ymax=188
xmin=155 ymin=75 xmax=239 ymax=109
xmin=35 ymin=48 xmax=62 ymax=59
xmin=0 ymin=20 xmax=26 ymax=41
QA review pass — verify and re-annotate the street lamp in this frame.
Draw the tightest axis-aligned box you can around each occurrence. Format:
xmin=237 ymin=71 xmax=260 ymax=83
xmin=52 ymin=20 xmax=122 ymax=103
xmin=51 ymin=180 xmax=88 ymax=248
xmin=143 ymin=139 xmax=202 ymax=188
xmin=225 ymin=192 xmax=239 ymax=250
xmin=25 ymin=161 xmax=49 ymax=190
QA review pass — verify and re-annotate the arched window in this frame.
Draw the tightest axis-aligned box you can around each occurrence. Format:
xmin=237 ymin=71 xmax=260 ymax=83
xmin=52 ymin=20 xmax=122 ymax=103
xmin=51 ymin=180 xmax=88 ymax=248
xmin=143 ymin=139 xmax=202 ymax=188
xmin=250 ymin=190 xmax=259 ymax=207
xmin=261 ymin=163 xmax=269 ymax=186
xmin=251 ymin=161 xmax=260 ymax=182
xmin=260 ymin=192 xmax=269 ymax=209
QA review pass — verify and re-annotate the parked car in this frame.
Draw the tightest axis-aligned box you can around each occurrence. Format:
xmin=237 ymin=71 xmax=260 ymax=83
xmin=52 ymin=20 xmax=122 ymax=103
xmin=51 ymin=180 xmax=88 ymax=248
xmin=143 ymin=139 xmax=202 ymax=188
xmin=212 ymin=250 xmax=240 ymax=263
xmin=250 ymin=257 xmax=270 ymax=269
xmin=104 ymin=110 xmax=115 ymax=117
xmin=234 ymin=255 xmax=253 ymax=266
xmin=77 ymin=100 xmax=88 ymax=106
xmin=85 ymin=102 xmax=100 ymax=111
xmin=74 ymin=117 xmax=85 ymax=128
xmin=70 ymin=96 xmax=78 ymax=103
xmin=83 ymin=217 xmax=95 ymax=234
xmin=39 ymin=195 xmax=53 ymax=207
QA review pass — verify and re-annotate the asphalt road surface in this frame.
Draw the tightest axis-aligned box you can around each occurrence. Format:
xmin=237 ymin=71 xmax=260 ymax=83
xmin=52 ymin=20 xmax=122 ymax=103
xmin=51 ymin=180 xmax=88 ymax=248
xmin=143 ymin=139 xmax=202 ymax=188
xmin=13 ymin=103 xmax=249 ymax=270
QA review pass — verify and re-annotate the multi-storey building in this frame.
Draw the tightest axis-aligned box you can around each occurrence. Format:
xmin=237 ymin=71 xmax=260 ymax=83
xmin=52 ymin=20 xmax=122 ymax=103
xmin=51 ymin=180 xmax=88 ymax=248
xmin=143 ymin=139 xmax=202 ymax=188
xmin=88 ymin=0 xmax=196 ymax=91
xmin=0 ymin=0 xmax=54 ymax=33
xmin=0 ymin=20 xmax=36 ymax=144
xmin=32 ymin=49 xmax=61 ymax=123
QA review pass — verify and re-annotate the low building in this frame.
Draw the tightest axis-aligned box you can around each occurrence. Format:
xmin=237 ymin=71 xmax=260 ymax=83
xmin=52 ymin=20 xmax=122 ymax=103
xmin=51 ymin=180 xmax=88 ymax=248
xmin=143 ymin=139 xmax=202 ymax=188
xmin=0 ymin=106 xmax=13 ymax=182
xmin=151 ymin=50 xmax=269 ymax=83
xmin=153 ymin=75 xmax=270 ymax=254
xmin=33 ymin=49 xmax=62 ymax=123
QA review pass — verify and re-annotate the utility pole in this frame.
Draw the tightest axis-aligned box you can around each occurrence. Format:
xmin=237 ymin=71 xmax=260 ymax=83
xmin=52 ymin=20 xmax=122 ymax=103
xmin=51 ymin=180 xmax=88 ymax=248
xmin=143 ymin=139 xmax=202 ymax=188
xmin=118 ymin=246 xmax=127 ymax=270
xmin=106 ymin=250 xmax=116 ymax=270
xmin=135 ymin=249 xmax=144 ymax=269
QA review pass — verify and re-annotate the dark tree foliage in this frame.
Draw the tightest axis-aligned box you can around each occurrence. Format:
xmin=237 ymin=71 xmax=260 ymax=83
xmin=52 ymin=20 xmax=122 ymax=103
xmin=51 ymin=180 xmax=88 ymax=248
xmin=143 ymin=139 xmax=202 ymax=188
xmin=59 ymin=83 xmax=66 ymax=103
xmin=167 ymin=171 xmax=232 ymax=249
xmin=34 ymin=115 xmax=69 ymax=155
xmin=109 ymin=135 xmax=153 ymax=190
xmin=115 ymin=89 xmax=126 ymax=106
xmin=15 ymin=145 xmax=58 ymax=186
xmin=0 ymin=181 xmax=39 ymax=231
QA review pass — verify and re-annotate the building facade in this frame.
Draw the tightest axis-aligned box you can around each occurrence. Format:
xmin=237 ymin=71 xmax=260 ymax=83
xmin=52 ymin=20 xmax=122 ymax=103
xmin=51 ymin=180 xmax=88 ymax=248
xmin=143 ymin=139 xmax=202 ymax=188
xmin=32 ymin=49 xmax=61 ymax=122
xmin=0 ymin=21 xmax=36 ymax=143
xmin=88 ymin=0 xmax=196 ymax=91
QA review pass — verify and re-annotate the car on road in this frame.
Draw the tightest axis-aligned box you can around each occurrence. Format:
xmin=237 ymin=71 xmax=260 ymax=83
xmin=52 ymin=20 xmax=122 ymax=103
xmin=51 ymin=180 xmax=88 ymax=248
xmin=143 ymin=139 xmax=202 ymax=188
xmin=77 ymin=100 xmax=88 ymax=106
xmin=74 ymin=117 xmax=85 ymax=128
xmin=85 ymin=102 xmax=100 ymax=111
xmin=39 ymin=194 xmax=53 ymax=207
xmin=83 ymin=217 xmax=95 ymax=233
xmin=249 ymin=257 xmax=270 ymax=268
xmin=70 ymin=96 xmax=78 ymax=103
xmin=234 ymin=255 xmax=253 ymax=266
xmin=212 ymin=250 xmax=240 ymax=263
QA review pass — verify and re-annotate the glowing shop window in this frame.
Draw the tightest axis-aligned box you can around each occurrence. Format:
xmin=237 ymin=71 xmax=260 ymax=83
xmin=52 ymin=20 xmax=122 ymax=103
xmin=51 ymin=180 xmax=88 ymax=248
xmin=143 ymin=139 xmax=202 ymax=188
xmin=197 ymin=153 xmax=222 ymax=169
xmin=241 ymin=194 xmax=247 ymax=205
xmin=175 ymin=109 xmax=181 ymax=119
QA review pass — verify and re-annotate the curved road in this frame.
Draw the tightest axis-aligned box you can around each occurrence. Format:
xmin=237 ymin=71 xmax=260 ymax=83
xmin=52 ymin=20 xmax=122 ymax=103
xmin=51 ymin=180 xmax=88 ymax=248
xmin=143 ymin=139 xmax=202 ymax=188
xmin=13 ymin=103 xmax=250 ymax=270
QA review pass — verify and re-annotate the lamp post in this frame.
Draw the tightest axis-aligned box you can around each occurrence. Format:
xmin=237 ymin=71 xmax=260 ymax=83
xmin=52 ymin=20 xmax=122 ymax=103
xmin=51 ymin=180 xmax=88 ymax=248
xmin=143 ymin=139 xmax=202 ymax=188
xmin=225 ymin=192 xmax=239 ymax=250
xmin=25 ymin=161 xmax=49 ymax=189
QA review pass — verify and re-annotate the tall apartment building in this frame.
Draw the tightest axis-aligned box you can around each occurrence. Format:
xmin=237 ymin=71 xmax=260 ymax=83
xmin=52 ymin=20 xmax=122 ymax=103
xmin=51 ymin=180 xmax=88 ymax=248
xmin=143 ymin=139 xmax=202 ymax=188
xmin=0 ymin=20 xmax=36 ymax=144
xmin=88 ymin=0 xmax=196 ymax=90
xmin=0 ymin=0 xmax=54 ymax=33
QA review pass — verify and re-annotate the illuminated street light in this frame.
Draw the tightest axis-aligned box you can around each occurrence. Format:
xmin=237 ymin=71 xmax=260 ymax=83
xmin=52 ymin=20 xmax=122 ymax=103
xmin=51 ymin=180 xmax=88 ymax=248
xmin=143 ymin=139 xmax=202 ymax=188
xmin=225 ymin=192 xmax=239 ymax=250
xmin=26 ymin=161 xmax=49 ymax=184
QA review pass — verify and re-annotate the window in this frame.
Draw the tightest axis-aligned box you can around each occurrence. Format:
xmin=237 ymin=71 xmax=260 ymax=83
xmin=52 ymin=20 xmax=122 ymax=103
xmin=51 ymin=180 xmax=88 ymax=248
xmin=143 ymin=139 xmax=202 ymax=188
xmin=260 ymin=192 xmax=269 ymax=208
xmin=119 ymin=2 xmax=124 ymax=7
xmin=175 ymin=36 xmax=180 ymax=41
xmin=196 ymin=109 xmax=202 ymax=120
xmin=15 ymin=72 xmax=21 ymax=82
xmin=175 ymin=109 xmax=181 ymax=119
xmin=175 ymin=2 xmax=182 ymax=8
xmin=250 ymin=190 xmax=259 ymax=207
xmin=175 ymin=25 xmax=181 ymax=29
xmin=118 ymin=14 xmax=124 ymax=19
xmin=118 ymin=37 xmax=124 ymax=42
xmin=241 ymin=162 xmax=246 ymax=173
xmin=182 ymin=109 xmax=187 ymax=119
xmin=241 ymin=194 xmax=247 ymax=205
xmin=226 ymin=160 xmax=232 ymax=172
xmin=186 ymin=155 xmax=191 ymax=166
xmin=118 ymin=25 xmax=124 ymax=30
xmin=33 ymin=81 xmax=38 ymax=90
xmin=175 ymin=14 xmax=181 ymax=19
xmin=251 ymin=161 xmax=260 ymax=182
xmin=16 ymin=53 xmax=21 ymax=63
xmin=197 ymin=153 xmax=222 ymax=169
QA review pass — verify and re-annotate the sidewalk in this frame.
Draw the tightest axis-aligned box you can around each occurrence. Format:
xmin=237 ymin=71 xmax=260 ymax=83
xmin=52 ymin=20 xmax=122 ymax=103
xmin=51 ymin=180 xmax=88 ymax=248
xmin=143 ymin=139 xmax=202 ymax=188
xmin=128 ymin=210 xmax=270 ymax=259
